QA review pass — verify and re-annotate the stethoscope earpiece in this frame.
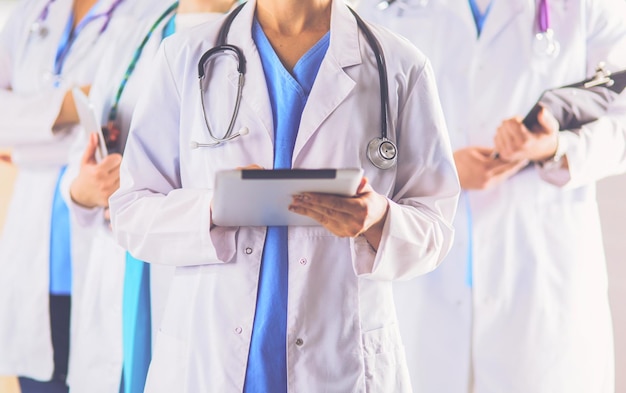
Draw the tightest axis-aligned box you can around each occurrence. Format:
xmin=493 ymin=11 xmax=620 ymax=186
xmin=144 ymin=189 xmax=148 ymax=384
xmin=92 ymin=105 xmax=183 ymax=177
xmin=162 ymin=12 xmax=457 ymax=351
xmin=367 ymin=137 xmax=397 ymax=170
xmin=533 ymin=28 xmax=560 ymax=58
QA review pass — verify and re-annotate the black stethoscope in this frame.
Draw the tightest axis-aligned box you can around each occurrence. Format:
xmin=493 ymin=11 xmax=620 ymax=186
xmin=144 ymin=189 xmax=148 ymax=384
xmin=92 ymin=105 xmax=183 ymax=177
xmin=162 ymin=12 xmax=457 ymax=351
xmin=191 ymin=2 xmax=398 ymax=170
xmin=377 ymin=0 xmax=560 ymax=58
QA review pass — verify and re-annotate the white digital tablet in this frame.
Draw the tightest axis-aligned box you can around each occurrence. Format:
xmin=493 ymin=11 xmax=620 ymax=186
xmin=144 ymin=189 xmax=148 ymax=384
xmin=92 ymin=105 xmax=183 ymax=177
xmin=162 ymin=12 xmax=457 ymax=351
xmin=73 ymin=87 xmax=108 ymax=161
xmin=212 ymin=168 xmax=364 ymax=227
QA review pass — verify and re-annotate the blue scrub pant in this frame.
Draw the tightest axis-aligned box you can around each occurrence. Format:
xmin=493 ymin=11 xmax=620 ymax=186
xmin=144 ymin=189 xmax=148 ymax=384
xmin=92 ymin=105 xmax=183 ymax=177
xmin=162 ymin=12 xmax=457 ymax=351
xmin=19 ymin=295 xmax=70 ymax=393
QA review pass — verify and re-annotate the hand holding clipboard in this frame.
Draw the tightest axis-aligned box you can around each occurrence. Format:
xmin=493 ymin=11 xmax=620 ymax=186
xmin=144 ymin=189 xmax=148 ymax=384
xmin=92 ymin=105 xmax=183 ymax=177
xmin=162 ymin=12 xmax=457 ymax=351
xmin=523 ymin=64 xmax=626 ymax=131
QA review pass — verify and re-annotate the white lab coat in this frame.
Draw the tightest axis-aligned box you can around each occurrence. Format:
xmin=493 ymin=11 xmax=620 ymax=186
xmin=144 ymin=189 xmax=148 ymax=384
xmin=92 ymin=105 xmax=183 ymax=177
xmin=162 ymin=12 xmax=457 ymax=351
xmin=109 ymin=0 xmax=460 ymax=391
xmin=0 ymin=0 xmax=154 ymax=382
xmin=59 ymin=6 xmax=230 ymax=392
xmin=357 ymin=0 xmax=626 ymax=392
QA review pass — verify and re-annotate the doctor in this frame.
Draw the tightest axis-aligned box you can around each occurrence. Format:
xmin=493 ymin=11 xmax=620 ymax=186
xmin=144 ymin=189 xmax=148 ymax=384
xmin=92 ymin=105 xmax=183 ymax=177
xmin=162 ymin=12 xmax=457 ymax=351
xmin=60 ymin=1 xmax=243 ymax=392
xmin=357 ymin=0 xmax=626 ymax=392
xmin=0 ymin=0 xmax=143 ymax=391
xmin=109 ymin=0 xmax=460 ymax=391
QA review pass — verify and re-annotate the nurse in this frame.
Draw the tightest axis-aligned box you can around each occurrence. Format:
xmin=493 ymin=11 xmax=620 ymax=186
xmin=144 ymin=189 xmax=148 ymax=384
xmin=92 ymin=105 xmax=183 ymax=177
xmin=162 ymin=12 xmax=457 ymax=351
xmin=357 ymin=0 xmax=626 ymax=392
xmin=109 ymin=0 xmax=460 ymax=391
xmin=59 ymin=1 xmax=243 ymax=392
xmin=0 ymin=0 xmax=143 ymax=391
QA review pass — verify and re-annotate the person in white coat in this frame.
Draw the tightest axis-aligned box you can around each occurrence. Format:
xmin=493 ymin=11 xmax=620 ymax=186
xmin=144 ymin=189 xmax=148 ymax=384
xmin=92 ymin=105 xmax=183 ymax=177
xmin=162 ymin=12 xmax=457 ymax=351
xmin=109 ymin=0 xmax=460 ymax=391
xmin=356 ymin=0 xmax=626 ymax=392
xmin=59 ymin=1 xmax=244 ymax=392
xmin=0 ymin=0 xmax=143 ymax=391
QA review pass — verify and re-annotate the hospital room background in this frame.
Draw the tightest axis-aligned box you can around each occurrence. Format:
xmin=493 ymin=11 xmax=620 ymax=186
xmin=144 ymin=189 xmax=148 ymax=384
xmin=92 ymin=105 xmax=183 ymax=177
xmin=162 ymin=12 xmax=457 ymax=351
xmin=0 ymin=0 xmax=624 ymax=391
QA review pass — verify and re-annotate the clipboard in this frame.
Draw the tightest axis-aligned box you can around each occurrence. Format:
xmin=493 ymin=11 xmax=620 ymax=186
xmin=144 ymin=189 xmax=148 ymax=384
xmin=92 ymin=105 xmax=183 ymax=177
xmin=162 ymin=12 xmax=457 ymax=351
xmin=523 ymin=64 xmax=626 ymax=131
xmin=211 ymin=168 xmax=364 ymax=227
xmin=73 ymin=87 xmax=108 ymax=161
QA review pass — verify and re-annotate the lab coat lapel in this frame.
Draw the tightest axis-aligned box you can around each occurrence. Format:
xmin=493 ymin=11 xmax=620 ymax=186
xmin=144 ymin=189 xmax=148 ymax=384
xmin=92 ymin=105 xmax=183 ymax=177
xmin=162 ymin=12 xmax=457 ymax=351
xmin=475 ymin=0 xmax=525 ymax=46
xmin=292 ymin=1 xmax=360 ymax=164
xmin=225 ymin=0 xmax=275 ymax=145
xmin=438 ymin=0 xmax=476 ymax=37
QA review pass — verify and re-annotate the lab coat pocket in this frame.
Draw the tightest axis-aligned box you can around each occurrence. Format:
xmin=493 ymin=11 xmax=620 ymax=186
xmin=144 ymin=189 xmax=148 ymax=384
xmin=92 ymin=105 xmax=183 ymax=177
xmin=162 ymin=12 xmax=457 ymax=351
xmin=144 ymin=330 xmax=188 ymax=393
xmin=362 ymin=324 xmax=412 ymax=393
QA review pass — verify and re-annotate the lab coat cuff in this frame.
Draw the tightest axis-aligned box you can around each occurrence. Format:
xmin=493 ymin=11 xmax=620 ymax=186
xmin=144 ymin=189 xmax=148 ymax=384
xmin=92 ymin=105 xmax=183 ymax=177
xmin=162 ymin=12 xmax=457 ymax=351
xmin=208 ymin=219 xmax=238 ymax=262
xmin=351 ymin=235 xmax=377 ymax=276
xmin=69 ymin=201 xmax=104 ymax=228
xmin=352 ymin=204 xmax=394 ymax=278
xmin=536 ymin=131 xmax=577 ymax=187
xmin=355 ymin=201 xmax=447 ymax=281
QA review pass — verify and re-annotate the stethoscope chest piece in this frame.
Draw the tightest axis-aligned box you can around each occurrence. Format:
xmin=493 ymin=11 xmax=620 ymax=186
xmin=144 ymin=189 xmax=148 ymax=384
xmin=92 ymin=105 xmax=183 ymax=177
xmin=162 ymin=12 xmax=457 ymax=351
xmin=367 ymin=137 xmax=397 ymax=169
xmin=533 ymin=28 xmax=560 ymax=58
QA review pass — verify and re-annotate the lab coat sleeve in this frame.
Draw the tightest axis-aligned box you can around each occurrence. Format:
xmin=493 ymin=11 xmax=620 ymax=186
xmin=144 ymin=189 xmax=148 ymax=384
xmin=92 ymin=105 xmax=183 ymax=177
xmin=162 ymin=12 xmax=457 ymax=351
xmin=109 ymin=44 xmax=234 ymax=266
xmin=537 ymin=0 xmax=626 ymax=188
xmin=353 ymin=60 xmax=460 ymax=281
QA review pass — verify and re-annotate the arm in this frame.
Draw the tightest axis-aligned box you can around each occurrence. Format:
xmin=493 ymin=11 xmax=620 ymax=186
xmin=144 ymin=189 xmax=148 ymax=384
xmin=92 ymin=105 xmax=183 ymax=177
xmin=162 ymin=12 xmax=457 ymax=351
xmin=535 ymin=0 xmax=626 ymax=187
xmin=358 ymin=60 xmax=460 ymax=281
xmin=0 ymin=2 xmax=87 ymax=147
xmin=109 ymin=43 xmax=227 ymax=266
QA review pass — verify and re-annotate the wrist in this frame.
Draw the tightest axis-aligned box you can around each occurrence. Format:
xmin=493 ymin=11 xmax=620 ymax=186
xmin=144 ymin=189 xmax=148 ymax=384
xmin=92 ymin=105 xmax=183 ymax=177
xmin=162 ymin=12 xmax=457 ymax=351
xmin=69 ymin=182 xmax=97 ymax=208
xmin=538 ymin=133 xmax=567 ymax=169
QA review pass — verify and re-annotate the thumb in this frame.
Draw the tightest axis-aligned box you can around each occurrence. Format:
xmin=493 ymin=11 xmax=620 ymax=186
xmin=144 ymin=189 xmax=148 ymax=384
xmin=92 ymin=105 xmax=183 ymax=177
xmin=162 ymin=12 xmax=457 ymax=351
xmin=536 ymin=106 xmax=559 ymax=134
xmin=81 ymin=132 xmax=99 ymax=164
xmin=356 ymin=176 xmax=370 ymax=195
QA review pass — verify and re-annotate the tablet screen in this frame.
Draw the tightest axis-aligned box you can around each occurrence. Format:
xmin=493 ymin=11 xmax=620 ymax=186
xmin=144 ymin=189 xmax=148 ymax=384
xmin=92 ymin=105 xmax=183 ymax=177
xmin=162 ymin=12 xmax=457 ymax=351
xmin=212 ymin=168 xmax=363 ymax=227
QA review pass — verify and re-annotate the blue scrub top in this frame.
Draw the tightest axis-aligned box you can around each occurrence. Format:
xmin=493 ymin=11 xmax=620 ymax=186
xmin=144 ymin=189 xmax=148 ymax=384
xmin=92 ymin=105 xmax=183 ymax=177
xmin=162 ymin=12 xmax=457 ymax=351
xmin=243 ymin=19 xmax=330 ymax=393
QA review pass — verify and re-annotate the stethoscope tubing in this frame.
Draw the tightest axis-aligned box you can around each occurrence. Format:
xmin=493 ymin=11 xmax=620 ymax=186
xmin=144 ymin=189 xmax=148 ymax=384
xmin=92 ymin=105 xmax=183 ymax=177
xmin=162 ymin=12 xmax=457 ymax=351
xmin=195 ymin=2 xmax=398 ymax=168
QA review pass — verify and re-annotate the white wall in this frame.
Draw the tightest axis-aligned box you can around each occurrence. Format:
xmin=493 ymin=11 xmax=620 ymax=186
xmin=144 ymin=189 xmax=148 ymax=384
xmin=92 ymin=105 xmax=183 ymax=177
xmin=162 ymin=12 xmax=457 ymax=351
xmin=598 ymin=175 xmax=626 ymax=393
xmin=0 ymin=0 xmax=17 ymax=27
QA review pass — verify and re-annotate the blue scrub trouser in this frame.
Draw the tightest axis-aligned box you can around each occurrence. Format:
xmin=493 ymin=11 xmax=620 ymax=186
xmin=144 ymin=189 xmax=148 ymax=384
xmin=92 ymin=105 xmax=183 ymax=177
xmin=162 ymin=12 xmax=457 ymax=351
xmin=19 ymin=295 xmax=70 ymax=393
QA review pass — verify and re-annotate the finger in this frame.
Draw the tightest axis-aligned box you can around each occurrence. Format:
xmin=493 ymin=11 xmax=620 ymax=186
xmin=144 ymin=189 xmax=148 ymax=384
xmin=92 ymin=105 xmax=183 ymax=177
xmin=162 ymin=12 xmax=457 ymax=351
xmin=99 ymin=153 xmax=123 ymax=172
xmin=496 ymin=122 xmax=525 ymax=160
xmin=0 ymin=153 xmax=12 ymax=164
xmin=501 ymin=122 xmax=521 ymax=153
xmin=81 ymin=133 xmax=100 ymax=165
xmin=236 ymin=164 xmax=264 ymax=170
xmin=489 ymin=159 xmax=529 ymax=177
xmin=81 ymin=85 xmax=91 ymax=96
xmin=293 ymin=192 xmax=362 ymax=216
xmin=288 ymin=202 xmax=352 ymax=236
xmin=535 ymin=106 xmax=558 ymax=134
xmin=493 ymin=131 xmax=507 ymax=159
xmin=355 ymin=177 xmax=368 ymax=194
xmin=472 ymin=146 xmax=496 ymax=157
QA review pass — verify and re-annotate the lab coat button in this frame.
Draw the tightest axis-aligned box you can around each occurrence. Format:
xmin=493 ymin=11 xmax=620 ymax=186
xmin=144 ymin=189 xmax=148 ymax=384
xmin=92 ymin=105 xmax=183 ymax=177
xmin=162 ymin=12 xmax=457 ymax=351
xmin=299 ymin=258 xmax=307 ymax=265
xmin=245 ymin=247 xmax=253 ymax=255
xmin=295 ymin=338 xmax=304 ymax=346
xmin=235 ymin=327 xmax=243 ymax=334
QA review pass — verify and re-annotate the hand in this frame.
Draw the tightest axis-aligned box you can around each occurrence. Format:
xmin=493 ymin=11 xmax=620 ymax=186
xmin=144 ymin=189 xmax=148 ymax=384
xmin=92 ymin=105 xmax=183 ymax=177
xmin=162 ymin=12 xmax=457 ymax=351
xmin=493 ymin=106 xmax=559 ymax=162
xmin=69 ymin=132 xmax=122 ymax=208
xmin=289 ymin=177 xmax=389 ymax=250
xmin=0 ymin=152 xmax=12 ymax=164
xmin=454 ymin=146 xmax=528 ymax=190
xmin=237 ymin=164 xmax=264 ymax=170
xmin=54 ymin=85 xmax=91 ymax=127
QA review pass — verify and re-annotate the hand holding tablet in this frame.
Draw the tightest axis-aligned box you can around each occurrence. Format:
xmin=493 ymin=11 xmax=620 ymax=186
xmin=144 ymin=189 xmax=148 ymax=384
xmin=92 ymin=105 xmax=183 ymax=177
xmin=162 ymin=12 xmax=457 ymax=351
xmin=73 ymin=87 xmax=108 ymax=161
xmin=212 ymin=168 xmax=364 ymax=226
